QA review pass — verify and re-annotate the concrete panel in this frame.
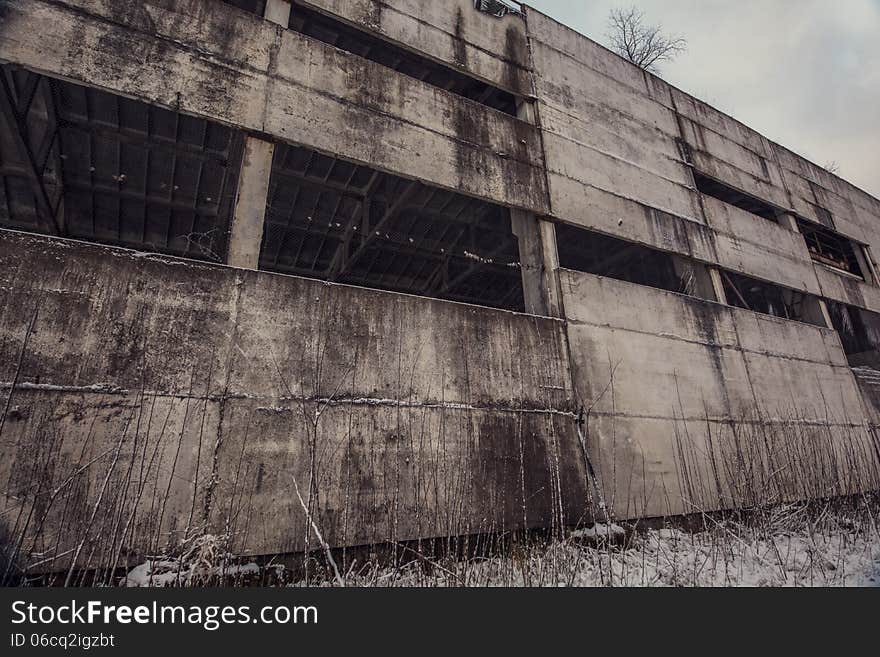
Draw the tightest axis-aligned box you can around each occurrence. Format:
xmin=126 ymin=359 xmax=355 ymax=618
xmin=780 ymin=165 xmax=872 ymax=245
xmin=670 ymin=87 xmax=769 ymax=157
xmin=0 ymin=389 xmax=218 ymax=575
xmin=0 ymin=233 xmax=238 ymax=396
xmin=560 ymin=269 xmax=871 ymax=517
xmin=227 ymin=269 xmax=574 ymax=409
xmin=210 ymin=401 xmax=587 ymax=557
xmin=0 ymin=0 xmax=548 ymax=213
xmin=815 ymin=265 xmax=880 ymax=315
xmin=691 ymin=150 xmax=790 ymax=211
xmin=773 ymin=143 xmax=880 ymax=221
xmin=701 ymin=196 xmax=823 ymax=295
xmin=0 ymin=230 xmax=584 ymax=571
xmin=300 ymin=0 xmax=532 ymax=96
xmin=680 ymin=116 xmax=785 ymax=191
xmin=542 ymin=132 xmax=699 ymax=221
xmin=539 ymin=103 xmax=693 ymax=189
xmin=525 ymin=10 xmax=652 ymax=103
xmin=740 ymin=351 xmax=864 ymax=423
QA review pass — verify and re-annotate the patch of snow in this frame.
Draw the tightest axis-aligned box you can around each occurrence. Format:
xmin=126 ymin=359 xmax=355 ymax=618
xmin=571 ymin=523 xmax=626 ymax=540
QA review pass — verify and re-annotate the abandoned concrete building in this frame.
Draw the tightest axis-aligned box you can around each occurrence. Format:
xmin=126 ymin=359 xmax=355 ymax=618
xmin=1 ymin=0 xmax=880 ymax=577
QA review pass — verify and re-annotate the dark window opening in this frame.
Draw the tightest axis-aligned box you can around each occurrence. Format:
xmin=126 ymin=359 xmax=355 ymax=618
xmin=796 ymin=218 xmax=865 ymax=279
xmin=0 ymin=66 xmax=244 ymax=262
xmin=556 ymin=224 xmax=716 ymax=300
xmin=221 ymin=0 xmax=266 ymax=15
xmin=721 ymin=270 xmax=825 ymax=327
xmin=260 ymin=142 xmax=525 ymax=312
xmin=826 ymin=300 xmax=880 ymax=368
xmin=694 ymin=172 xmax=780 ymax=222
xmin=288 ymin=3 xmax=519 ymax=115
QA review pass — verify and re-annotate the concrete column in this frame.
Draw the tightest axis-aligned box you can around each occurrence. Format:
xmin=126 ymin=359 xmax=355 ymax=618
xmin=818 ymin=299 xmax=835 ymax=331
xmin=538 ymin=219 xmax=564 ymax=317
xmin=226 ymin=1 xmax=290 ymax=269
xmin=511 ymin=210 xmax=549 ymax=316
xmin=779 ymin=213 xmax=800 ymax=233
xmin=511 ymin=212 xmax=563 ymax=317
xmin=709 ymin=267 xmax=728 ymax=305
xmin=511 ymin=97 xmax=563 ymax=317
xmin=228 ymin=137 xmax=274 ymax=269
xmin=264 ymin=0 xmax=292 ymax=26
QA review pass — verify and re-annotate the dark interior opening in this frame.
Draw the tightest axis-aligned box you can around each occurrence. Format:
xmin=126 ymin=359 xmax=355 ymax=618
xmin=221 ymin=0 xmax=266 ymax=15
xmin=288 ymin=2 xmax=519 ymax=115
xmin=0 ymin=66 xmax=244 ymax=262
xmin=826 ymin=301 xmax=880 ymax=368
xmin=796 ymin=218 xmax=865 ymax=279
xmin=556 ymin=224 xmax=716 ymax=300
xmin=721 ymin=270 xmax=824 ymax=326
xmin=260 ymin=142 xmax=525 ymax=312
xmin=694 ymin=172 xmax=780 ymax=222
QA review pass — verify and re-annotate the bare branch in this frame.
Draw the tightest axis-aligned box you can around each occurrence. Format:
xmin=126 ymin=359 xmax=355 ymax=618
xmin=607 ymin=6 xmax=687 ymax=73
xmin=824 ymin=161 xmax=841 ymax=175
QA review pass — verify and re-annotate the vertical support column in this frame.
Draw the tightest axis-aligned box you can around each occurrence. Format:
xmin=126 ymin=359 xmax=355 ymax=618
xmin=709 ymin=267 xmax=728 ymax=305
xmin=228 ymin=137 xmax=274 ymax=269
xmin=818 ymin=299 xmax=835 ymax=331
xmin=226 ymin=0 xmax=290 ymax=269
xmin=779 ymin=212 xmax=800 ymax=233
xmin=538 ymin=218 xmax=564 ymax=317
xmin=264 ymin=0 xmax=292 ymax=26
xmin=511 ymin=210 xmax=563 ymax=317
xmin=512 ymin=98 xmax=563 ymax=317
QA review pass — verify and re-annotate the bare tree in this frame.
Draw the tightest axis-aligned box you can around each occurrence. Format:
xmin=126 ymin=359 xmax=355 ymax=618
xmin=607 ymin=7 xmax=687 ymax=73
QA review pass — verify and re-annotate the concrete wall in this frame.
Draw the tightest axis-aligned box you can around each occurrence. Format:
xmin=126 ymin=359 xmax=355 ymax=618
xmin=2 ymin=0 xmax=880 ymax=575
xmin=560 ymin=269 xmax=877 ymax=518
xmin=298 ymin=0 xmax=533 ymax=97
xmin=524 ymin=7 xmax=880 ymax=317
xmin=0 ymin=230 xmax=586 ymax=571
xmin=0 ymin=0 xmax=548 ymax=214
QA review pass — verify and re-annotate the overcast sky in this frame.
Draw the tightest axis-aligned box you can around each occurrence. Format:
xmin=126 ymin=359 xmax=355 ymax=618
xmin=525 ymin=0 xmax=880 ymax=199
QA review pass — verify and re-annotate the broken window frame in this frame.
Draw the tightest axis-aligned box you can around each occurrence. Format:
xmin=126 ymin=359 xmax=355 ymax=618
xmin=826 ymin=300 xmax=880 ymax=367
xmin=474 ymin=0 xmax=525 ymax=19
xmin=795 ymin=218 xmax=866 ymax=280
xmin=220 ymin=0 xmax=266 ymax=16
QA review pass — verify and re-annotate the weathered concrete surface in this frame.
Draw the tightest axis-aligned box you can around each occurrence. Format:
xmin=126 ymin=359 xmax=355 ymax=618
xmin=699 ymin=196 xmax=823 ymax=296
xmin=560 ymin=269 xmax=876 ymax=519
xmin=814 ymin=265 xmax=880 ymax=316
xmin=0 ymin=230 xmax=586 ymax=572
xmin=298 ymin=0 xmax=533 ymax=98
xmin=524 ymin=6 xmax=880 ymax=319
xmin=0 ymin=0 xmax=548 ymax=214
xmin=526 ymin=10 xmax=703 ymax=228
xmin=3 ymin=0 xmax=880 ymax=573
xmin=229 ymin=137 xmax=275 ymax=269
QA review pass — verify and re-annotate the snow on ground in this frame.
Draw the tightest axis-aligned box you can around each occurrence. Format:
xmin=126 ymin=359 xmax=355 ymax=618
xmin=124 ymin=506 xmax=880 ymax=587
xmin=312 ymin=515 xmax=880 ymax=587
xmin=124 ymin=559 xmax=260 ymax=587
